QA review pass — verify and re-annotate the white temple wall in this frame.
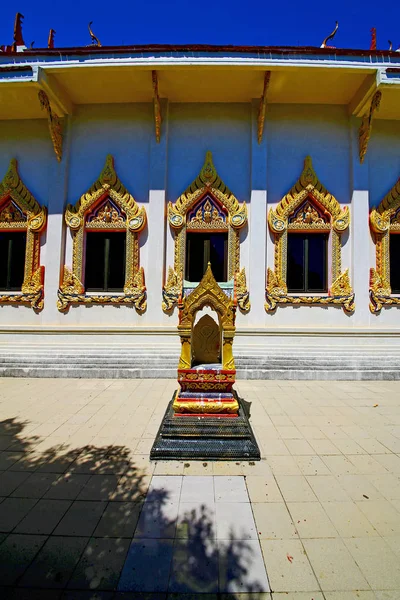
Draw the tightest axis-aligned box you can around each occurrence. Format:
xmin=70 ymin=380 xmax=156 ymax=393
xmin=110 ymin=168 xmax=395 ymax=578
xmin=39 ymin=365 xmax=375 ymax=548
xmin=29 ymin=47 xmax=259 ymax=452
xmin=0 ymin=102 xmax=398 ymax=339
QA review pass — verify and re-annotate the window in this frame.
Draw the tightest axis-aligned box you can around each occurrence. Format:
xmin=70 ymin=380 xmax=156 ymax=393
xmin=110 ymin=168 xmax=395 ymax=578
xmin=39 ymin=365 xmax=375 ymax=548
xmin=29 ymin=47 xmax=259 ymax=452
xmin=0 ymin=232 xmax=26 ymax=291
xmin=390 ymin=234 xmax=400 ymax=294
xmin=287 ymin=233 xmax=328 ymax=293
xmin=185 ymin=232 xmax=228 ymax=283
xmin=85 ymin=231 xmax=126 ymax=292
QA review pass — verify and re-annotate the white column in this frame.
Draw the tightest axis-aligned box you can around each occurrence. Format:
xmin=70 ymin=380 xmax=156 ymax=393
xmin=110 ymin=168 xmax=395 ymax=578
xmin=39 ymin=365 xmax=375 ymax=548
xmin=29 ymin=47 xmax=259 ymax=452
xmin=40 ymin=116 xmax=72 ymax=324
xmin=247 ymin=99 xmax=268 ymax=326
xmin=350 ymin=116 xmax=371 ymax=326
xmin=142 ymin=99 xmax=169 ymax=326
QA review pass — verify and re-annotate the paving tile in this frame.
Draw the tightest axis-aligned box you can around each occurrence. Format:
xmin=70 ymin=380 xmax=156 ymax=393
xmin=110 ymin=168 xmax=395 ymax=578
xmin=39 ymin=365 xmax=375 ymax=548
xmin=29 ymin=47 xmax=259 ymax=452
xmin=321 ymin=455 xmax=360 ymax=475
xmin=373 ymin=453 xmax=400 ymax=472
xmin=266 ymin=456 xmax=301 ymax=475
xmin=214 ymin=476 xmax=248 ymax=503
xmin=135 ymin=500 xmax=179 ymax=538
xmin=245 ymin=476 xmax=283 ymax=502
xmin=0 ymin=533 xmax=47 ymax=584
xmin=180 ymin=475 xmax=214 ymax=503
xmin=0 ymin=497 xmax=38 ymax=532
xmin=219 ymin=539 xmax=270 ymax=593
xmin=14 ymin=499 xmax=71 ymax=535
xmin=275 ymin=476 xmax=317 ymax=502
xmin=366 ymin=473 xmax=400 ymax=500
xmin=302 ymin=538 xmax=370 ymax=592
xmin=176 ymin=500 xmax=216 ymax=539
xmin=323 ymin=593 xmax=375 ymax=600
xmin=215 ymin=502 xmax=258 ymax=540
xmin=94 ymin=501 xmax=143 ymax=537
xmin=322 ymin=501 xmax=378 ymax=537
xmin=306 ymin=475 xmax=350 ymax=502
xmin=272 ymin=593 xmax=324 ymax=600
xmin=61 ymin=589 xmax=114 ymax=599
xmin=0 ymin=470 xmax=31 ymax=495
xmin=252 ymin=503 xmax=298 ymax=539
xmin=67 ymin=537 xmax=130 ymax=590
xmin=287 ymin=502 xmax=338 ymax=538
xmin=347 ymin=454 xmax=389 ymax=475
xmin=44 ymin=473 xmax=92 ymax=500
xmin=356 ymin=498 xmax=400 ymax=535
xmin=118 ymin=538 xmax=174 ymax=592
xmin=261 ymin=538 xmax=319 ymax=592
xmin=295 ymin=456 xmax=331 ymax=476
xmin=2 ymin=589 xmax=63 ymax=599
xmin=10 ymin=472 xmax=61 ymax=498
xmin=344 ymin=537 xmax=400 ymax=590
xmin=336 ymin=474 xmax=382 ymax=502
xmin=0 ymin=451 xmax=25 ymax=470
xmin=18 ymin=535 xmax=88 ymax=588
xmin=168 ymin=537 xmax=218 ymax=593
xmin=53 ymin=500 xmax=107 ymax=536
xmin=77 ymin=474 xmax=121 ymax=500
xmin=284 ymin=439 xmax=315 ymax=455
xmin=145 ymin=475 xmax=183 ymax=503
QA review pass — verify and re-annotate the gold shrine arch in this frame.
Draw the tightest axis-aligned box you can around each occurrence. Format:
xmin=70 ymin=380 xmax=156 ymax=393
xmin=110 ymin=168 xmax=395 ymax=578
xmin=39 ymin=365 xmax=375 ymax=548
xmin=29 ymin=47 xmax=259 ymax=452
xmin=0 ymin=159 xmax=47 ymax=311
xmin=266 ymin=156 xmax=355 ymax=313
xmin=369 ymin=175 xmax=400 ymax=313
xmin=58 ymin=155 xmax=147 ymax=312
xmin=162 ymin=151 xmax=250 ymax=314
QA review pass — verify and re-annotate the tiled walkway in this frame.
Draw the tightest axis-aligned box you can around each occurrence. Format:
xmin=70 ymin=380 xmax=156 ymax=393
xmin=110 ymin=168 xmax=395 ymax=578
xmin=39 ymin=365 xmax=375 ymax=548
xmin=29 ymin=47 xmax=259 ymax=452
xmin=0 ymin=377 xmax=400 ymax=599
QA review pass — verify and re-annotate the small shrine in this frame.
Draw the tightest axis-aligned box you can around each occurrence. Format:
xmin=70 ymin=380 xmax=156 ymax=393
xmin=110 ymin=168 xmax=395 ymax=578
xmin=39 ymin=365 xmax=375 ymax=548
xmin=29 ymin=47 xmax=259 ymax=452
xmin=151 ymin=265 xmax=260 ymax=460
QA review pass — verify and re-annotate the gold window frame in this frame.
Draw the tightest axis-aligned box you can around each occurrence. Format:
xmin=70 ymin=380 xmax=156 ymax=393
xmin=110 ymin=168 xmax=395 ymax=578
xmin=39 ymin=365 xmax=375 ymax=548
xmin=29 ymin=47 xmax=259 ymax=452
xmin=369 ymin=175 xmax=400 ymax=313
xmin=58 ymin=155 xmax=147 ymax=312
xmin=0 ymin=159 xmax=47 ymax=311
xmin=266 ymin=156 xmax=354 ymax=313
xmin=163 ymin=151 xmax=249 ymax=313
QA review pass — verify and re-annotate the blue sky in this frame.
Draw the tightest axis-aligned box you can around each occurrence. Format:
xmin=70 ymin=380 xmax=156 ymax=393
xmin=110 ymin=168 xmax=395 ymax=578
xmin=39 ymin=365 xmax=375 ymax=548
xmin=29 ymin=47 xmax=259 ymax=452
xmin=0 ymin=0 xmax=398 ymax=51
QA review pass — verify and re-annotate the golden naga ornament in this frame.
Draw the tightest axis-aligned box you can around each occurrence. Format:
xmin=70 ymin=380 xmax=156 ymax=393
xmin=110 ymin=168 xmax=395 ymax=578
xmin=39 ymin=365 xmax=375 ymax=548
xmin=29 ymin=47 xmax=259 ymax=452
xmin=369 ymin=175 xmax=400 ymax=313
xmin=0 ymin=159 xmax=47 ymax=311
xmin=266 ymin=156 xmax=354 ymax=313
xmin=359 ymin=91 xmax=382 ymax=164
xmin=38 ymin=90 xmax=63 ymax=162
xmin=163 ymin=151 xmax=249 ymax=313
xmin=58 ymin=155 xmax=147 ymax=313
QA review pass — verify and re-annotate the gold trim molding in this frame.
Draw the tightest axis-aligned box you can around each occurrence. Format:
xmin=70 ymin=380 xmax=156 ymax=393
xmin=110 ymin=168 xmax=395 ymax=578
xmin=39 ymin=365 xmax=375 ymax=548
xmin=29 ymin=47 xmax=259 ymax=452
xmin=0 ymin=159 xmax=47 ymax=310
xmin=369 ymin=175 xmax=400 ymax=313
xmin=38 ymin=90 xmax=63 ymax=162
xmin=152 ymin=70 xmax=162 ymax=143
xmin=58 ymin=155 xmax=147 ymax=312
xmin=258 ymin=71 xmax=271 ymax=144
xmin=359 ymin=91 xmax=382 ymax=164
xmin=163 ymin=151 xmax=249 ymax=312
xmin=266 ymin=156 xmax=354 ymax=313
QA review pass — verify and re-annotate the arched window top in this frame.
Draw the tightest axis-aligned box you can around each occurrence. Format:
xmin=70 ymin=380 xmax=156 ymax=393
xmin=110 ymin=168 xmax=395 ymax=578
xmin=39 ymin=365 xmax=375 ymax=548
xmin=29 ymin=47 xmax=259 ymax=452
xmin=167 ymin=151 xmax=247 ymax=230
xmin=268 ymin=156 xmax=349 ymax=235
xmin=186 ymin=194 xmax=229 ymax=231
xmin=85 ymin=196 xmax=126 ymax=229
xmin=370 ymin=176 xmax=400 ymax=234
xmin=65 ymin=155 xmax=146 ymax=233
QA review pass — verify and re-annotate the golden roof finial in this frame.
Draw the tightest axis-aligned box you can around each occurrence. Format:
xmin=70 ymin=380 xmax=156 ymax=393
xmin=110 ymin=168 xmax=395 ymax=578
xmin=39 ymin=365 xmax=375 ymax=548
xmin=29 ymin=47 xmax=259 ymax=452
xmin=13 ymin=12 xmax=25 ymax=50
xmin=87 ymin=21 xmax=101 ymax=47
xmin=48 ymin=29 xmax=56 ymax=49
xmin=320 ymin=21 xmax=339 ymax=49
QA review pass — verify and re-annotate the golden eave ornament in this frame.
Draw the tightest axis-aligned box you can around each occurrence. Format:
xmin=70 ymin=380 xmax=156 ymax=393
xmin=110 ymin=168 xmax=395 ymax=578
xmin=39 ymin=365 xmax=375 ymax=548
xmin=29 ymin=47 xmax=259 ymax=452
xmin=38 ymin=90 xmax=63 ymax=162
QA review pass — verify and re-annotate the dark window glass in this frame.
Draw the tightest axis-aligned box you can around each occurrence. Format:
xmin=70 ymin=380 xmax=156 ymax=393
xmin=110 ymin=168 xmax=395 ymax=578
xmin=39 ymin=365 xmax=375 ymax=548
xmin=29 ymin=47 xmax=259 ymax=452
xmin=85 ymin=231 xmax=126 ymax=292
xmin=185 ymin=232 xmax=228 ymax=282
xmin=390 ymin=234 xmax=400 ymax=294
xmin=0 ymin=232 xmax=26 ymax=291
xmin=287 ymin=233 xmax=328 ymax=293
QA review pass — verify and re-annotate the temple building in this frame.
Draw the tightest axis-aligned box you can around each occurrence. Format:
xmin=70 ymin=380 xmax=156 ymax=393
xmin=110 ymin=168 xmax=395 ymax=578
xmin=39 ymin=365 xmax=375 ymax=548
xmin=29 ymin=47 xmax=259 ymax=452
xmin=0 ymin=16 xmax=400 ymax=379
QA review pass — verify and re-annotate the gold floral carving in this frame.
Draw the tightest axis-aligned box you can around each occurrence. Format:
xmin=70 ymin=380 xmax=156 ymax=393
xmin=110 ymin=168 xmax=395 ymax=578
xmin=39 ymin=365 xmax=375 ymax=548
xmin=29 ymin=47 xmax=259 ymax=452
xmin=359 ymin=91 xmax=382 ymax=164
xmin=187 ymin=199 xmax=227 ymax=230
xmin=152 ymin=70 xmax=162 ymax=143
xmin=258 ymin=71 xmax=271 ymax=144
xmin=369 ymin=175 xmax=400 ymax=313
xmin=38 ymin=90 xmax=63 ymax=162
xmin=0 ymin=159 xmax=47 ymax=310
xmin=164 ymin=151 xmax=248 ymax=311
xmin=162 ymin=267 xmax=181 ymax=312
xmin=86 ymin=200 xmax=125 ymax=226
xmin=58 ymin=155 xmax=147 ymax=312
xmin=178 ymin=264 xmax=236 ymax=371
xmin=266 ymin=156 xmax=354 ymax=313
xmin=235 ymin=267 xmax=250 ymax=313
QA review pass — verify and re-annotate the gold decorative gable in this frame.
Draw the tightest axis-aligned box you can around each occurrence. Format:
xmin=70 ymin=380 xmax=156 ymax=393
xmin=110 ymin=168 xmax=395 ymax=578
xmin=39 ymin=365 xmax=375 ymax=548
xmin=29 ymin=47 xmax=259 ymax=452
xmin=369 ymin=175 xmax=400 ymax=313
xmin=163 ymin=151 xmax=249 ymax=313
xmin=266 ymin=156 xmax=354 ymax=313
xmin=58 ymin=155 xmax=147 ymax=312
xmin=0 ymin=159 xmax=47 ymax=310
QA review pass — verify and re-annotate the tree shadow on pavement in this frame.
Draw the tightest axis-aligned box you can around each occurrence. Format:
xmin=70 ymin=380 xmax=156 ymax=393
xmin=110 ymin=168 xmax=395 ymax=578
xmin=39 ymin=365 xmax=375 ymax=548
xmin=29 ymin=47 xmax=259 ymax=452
xmin=0 ymin=417 xmax=269 ymax=598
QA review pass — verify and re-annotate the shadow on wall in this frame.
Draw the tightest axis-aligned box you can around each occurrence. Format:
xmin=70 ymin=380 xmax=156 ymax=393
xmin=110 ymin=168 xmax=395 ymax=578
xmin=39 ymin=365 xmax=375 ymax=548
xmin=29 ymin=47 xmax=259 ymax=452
xmin=0 ymin=417 xmax=267 ymax=597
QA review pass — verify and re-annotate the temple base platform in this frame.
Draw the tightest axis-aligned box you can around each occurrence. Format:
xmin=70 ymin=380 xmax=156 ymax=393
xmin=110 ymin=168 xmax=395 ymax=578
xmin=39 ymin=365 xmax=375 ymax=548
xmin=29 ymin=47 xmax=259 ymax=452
xmin=150 ymin=390 xmax=261 ymax=461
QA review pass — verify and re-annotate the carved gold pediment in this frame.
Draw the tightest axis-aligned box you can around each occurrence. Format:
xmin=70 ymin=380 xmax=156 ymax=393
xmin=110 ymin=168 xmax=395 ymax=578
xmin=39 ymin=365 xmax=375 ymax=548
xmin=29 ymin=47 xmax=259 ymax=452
xmin=369 ymin=175 xmax=400 ymax=313
xmin=266 ymin=157 xmax=354 ymax=313
xmin=0 ymin=159 xmax=47 ymax=310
